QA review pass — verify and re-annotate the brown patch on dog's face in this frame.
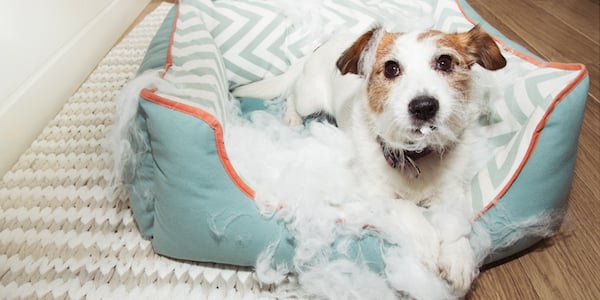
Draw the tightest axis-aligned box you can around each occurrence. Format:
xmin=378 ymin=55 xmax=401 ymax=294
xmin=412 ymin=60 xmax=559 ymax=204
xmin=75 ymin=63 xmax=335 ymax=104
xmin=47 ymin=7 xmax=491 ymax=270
xmin=427 ymin=25 xmax=506 ymax=71
xmin=336 ymin=28 xmax=402 ymax=114
xmin=366 ymin=32 xmax=401 ymax=113
xmin=430 ymin=36 xmax=474 ymax=100
xmin=417 ymin=26 xmax=507 ymax=100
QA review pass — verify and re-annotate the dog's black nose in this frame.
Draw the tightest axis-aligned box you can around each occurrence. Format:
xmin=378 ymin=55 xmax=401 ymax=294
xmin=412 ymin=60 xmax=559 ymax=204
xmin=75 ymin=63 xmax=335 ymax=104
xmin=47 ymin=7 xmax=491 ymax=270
xmin=408 ymin=96 xmax=439 ymax=121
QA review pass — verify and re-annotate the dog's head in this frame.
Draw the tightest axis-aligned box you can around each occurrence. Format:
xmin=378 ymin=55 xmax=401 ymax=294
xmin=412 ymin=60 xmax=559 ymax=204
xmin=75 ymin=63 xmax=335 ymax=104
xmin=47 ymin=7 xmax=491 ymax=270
xmin=337 ymin=25 xmax=506 ymax=166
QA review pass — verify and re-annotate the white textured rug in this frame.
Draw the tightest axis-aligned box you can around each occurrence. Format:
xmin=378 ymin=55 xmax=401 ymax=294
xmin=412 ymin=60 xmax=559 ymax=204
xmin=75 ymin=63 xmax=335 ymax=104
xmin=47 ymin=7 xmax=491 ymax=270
xmin=0 ymin=4 xmax=271 ymax=299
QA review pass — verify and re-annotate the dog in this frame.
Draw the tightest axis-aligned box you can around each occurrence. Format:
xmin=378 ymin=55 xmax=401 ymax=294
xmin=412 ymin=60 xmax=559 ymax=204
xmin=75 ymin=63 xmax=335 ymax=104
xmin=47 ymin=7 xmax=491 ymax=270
xmin=233 ymin=25 xmax=506 ymax=296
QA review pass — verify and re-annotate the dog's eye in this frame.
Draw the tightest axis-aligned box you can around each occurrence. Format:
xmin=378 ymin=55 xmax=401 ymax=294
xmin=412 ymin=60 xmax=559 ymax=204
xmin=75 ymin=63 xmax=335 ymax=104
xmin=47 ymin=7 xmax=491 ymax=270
xmin=436 ymin=55 xmax=453 ymax=72
xmin=384 ymin=61 xmax=401 ymax=79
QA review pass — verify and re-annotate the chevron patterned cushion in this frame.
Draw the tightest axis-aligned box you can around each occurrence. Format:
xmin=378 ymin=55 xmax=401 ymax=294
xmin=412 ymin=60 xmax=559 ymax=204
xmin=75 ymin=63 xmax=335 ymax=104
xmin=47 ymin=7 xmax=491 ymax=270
xmin=124 ymin=0 xmax=589 ymax=271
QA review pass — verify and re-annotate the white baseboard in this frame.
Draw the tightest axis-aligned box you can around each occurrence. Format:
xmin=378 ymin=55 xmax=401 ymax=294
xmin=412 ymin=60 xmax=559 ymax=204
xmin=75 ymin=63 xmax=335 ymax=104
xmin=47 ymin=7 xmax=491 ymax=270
xmin=0 ymin=0 xmax=151 ymax=177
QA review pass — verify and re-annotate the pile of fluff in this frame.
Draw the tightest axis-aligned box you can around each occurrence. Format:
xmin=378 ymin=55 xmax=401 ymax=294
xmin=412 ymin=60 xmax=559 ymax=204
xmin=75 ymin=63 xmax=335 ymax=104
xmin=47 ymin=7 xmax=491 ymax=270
xmin=227 ymin=98 xmax=458 ymax=299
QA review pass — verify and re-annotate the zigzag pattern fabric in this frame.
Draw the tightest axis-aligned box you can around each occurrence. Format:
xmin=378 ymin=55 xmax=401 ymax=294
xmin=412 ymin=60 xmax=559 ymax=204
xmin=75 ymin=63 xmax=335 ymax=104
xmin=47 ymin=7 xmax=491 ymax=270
xmin=0 ymin=4 xmax=271 ymax=299
xmin=189 ymin=0 xmax=437 ymax=87
xmin=472 ymin=65 xmax=578 ymax=209
xmin=160 ymin=3 xmax=231 ymax=125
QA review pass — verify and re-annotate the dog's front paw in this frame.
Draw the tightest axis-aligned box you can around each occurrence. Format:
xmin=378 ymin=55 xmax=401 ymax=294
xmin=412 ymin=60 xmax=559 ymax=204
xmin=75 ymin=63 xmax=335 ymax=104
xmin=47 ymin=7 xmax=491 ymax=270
xmin=438 ymin=237 xmax=476 ymax=297
xmin=284 ymin=109 xmax=303 ymax=126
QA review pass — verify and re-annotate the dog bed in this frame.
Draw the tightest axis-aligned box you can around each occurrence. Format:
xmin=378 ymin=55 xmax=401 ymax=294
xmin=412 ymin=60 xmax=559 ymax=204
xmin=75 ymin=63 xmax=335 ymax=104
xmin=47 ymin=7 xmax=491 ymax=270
xmin=117 ymin=0 xmax=589 ymax=294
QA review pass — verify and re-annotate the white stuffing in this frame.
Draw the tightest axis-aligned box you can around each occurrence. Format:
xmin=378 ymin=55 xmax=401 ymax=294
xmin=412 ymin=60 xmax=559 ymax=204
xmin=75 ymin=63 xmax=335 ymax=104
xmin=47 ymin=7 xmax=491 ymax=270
xmin=226 ymin=99 xmax=460 ymax=299
xmin=109 ymin=70 xmax=164 ymax=185
xmin=109 ymin=69 xmax=207 ymax=185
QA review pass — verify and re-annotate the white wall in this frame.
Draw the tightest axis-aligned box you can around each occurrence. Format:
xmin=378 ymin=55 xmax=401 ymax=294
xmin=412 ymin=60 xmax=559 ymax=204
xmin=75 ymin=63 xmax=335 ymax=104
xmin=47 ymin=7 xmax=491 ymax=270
xmin=0 ymin=0 xmax=151 ymax=176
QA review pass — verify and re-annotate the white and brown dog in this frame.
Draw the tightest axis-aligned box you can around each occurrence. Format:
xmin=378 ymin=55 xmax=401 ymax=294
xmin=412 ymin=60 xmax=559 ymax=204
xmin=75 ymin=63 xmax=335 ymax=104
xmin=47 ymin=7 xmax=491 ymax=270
xmin=233 ymin=25 xmax=506 ymax=296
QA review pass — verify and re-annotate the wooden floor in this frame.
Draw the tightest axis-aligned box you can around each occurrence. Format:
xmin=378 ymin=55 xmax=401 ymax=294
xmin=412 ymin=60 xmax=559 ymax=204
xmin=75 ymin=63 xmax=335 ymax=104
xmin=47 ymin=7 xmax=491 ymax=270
xmin=133 ymin=0 xmax=599 ymax=298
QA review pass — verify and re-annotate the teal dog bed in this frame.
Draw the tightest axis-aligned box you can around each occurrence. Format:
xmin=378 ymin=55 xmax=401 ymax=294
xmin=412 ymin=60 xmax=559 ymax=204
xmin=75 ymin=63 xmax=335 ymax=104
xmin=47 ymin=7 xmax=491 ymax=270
xmin=117 ymin=0 xmax=589 ymax=294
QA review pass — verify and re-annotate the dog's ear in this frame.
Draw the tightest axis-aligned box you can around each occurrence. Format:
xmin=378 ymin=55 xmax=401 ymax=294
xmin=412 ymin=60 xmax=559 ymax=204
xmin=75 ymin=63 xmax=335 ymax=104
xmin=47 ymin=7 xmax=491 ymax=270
xmin=336 ymin=27 xmax=380 ymax=75
xmin=463 ymin=25 xmax=507 ymax=70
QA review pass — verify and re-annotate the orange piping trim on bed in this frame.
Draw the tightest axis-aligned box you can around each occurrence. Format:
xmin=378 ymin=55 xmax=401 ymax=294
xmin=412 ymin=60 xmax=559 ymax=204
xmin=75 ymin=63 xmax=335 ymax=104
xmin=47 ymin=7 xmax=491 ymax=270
xmin=455 ymin=0 xmax=589 ymax=218
xmin=477 ymin=68 xmax=588 ymax=218
xmin=139 ymin=88 xmax=256 ymax=200
xmin=145 ymin=0 xmax=256 ymax=200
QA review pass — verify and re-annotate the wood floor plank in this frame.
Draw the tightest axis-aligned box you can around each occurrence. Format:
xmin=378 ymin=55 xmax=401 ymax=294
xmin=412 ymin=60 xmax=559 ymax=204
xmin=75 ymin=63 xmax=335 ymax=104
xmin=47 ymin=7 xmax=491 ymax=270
xmin=531 ymin=0 xmax=600 ymax=43
xmin=521 ymin=248 xmax=576 ymax=299
xmin=470 ymin=260 xmax=541 ymax=299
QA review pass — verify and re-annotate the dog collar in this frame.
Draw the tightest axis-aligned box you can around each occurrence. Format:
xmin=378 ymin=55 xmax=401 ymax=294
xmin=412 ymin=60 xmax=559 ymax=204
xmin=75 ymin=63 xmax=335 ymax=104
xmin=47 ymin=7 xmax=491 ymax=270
xmin=377 ymin=136 xmax=432 ymax=177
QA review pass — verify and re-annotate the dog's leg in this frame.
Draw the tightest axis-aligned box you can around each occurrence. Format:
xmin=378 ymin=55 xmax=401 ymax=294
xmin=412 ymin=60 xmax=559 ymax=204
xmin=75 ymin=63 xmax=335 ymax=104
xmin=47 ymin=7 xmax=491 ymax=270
xmin=341 ymin=198 xmax=442 ymax=274
xmin=438 ymin=235 xmax=475 ymax=296
xmin=284 ymin=94 xmax=303 ymax=126
xmin=428 ymin=193 xmax=476 ymax=297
